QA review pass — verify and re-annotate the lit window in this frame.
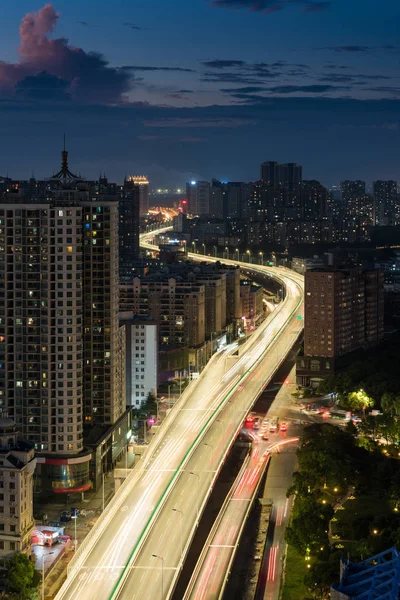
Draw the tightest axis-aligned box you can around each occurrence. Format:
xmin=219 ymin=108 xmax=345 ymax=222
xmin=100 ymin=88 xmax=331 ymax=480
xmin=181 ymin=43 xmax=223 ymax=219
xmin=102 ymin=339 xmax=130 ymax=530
xmin=66 ymin=246 xmax=73 ymax=253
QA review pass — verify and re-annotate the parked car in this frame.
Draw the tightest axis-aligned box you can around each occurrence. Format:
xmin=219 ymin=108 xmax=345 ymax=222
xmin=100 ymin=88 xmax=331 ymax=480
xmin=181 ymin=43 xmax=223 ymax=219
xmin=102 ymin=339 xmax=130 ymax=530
xmin=60 ymin=511 xmax=72 ymax=523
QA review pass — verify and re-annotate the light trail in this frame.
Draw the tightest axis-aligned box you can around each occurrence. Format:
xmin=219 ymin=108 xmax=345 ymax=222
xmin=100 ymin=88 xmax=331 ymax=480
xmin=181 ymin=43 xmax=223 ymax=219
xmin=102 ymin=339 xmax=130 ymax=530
xmin=54 ymin=228 xmax=303 ymax=600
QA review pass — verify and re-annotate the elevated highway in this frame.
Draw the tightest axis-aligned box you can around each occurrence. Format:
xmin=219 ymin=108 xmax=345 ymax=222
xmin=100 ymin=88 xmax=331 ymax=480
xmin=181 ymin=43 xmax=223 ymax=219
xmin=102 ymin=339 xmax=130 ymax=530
xmin=54 ymin=229 xmax=304 ymax=600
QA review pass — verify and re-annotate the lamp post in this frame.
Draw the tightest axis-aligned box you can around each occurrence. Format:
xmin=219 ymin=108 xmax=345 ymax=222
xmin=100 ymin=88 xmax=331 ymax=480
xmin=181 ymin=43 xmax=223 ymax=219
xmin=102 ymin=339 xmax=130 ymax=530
xmin=225 ymin=246 xmax=229 ymax=260
xmin=213 ymin=245 xmax=217 ymax=258
xmin=152 ymin=554 xmax=165 ymax=600
xmin=246 ymin=250 xmax=251 ymax=263
xmin=259 ymin=251 xmax=264 ymax=265
xmin=202 ymin=243 xmax=206 ymax=255
xmin=235 ymin=248 xmax=239 ymax=262
xmin=172 ymin=508 xmax=184 ymax=561
xmin=189 ymin=471 xmax=200 ymax=521
xmin=72 ymin=515 xmax=78 ymax=553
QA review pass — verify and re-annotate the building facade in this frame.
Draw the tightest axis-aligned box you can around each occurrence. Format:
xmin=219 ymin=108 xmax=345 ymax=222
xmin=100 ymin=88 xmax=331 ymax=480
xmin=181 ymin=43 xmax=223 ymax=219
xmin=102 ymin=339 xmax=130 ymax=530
xmin=0 ymin=150 xmax=126 ymax=495
xmin=120 ymin=314 xmax=158 ymax=407
xmin=296 ymin=268 xmax=384 ymax=386
xmin=0 ymin=418 xmax=35 ymax=560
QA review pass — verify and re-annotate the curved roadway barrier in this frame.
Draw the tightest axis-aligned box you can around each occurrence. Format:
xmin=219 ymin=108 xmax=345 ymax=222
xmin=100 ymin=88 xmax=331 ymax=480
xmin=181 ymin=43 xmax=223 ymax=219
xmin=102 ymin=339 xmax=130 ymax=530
xmin=54 ymin=228 xmax=304 ymax=600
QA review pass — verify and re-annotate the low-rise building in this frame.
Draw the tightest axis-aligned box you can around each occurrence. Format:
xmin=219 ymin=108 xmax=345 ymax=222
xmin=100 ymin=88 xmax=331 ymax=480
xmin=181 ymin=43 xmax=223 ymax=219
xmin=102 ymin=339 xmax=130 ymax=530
xmin=240 ymin=280 xmax=264 ymax=325
xmin=0 ymin=418 xmax=36 ymax=561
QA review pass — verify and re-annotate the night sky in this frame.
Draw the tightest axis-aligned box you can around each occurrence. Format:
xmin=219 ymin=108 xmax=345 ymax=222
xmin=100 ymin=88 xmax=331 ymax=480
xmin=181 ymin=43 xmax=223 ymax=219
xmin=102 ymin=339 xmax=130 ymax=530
xmin=0 ymin=1 xmax=399 ymax=187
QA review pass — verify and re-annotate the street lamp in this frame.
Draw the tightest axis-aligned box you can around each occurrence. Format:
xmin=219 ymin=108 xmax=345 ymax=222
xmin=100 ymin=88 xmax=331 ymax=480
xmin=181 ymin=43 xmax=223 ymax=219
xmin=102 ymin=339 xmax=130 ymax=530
xmin=202 ymin=243 xmax=206 ymax=255
xmin=71 ymin=515 xmax=78 ymax=553
xmin=172 ymin=508 xmax=184 ymax=561
xmin=152 ymin=554 xmax=165 ymax=600
xmin=246 ymin=250 xmax=251 ymax=263
xmin=189 ymin=471 xmax=200 ymax=521
xmin=235 ymin=248 xmax=239 ymax=262
xmin=259 ymin=251 xmax=264 ymax=265
xmin=225 ymin=246 xmax=229 ymax=260
xmin=213 ymin=245 xmax=217 ymax=258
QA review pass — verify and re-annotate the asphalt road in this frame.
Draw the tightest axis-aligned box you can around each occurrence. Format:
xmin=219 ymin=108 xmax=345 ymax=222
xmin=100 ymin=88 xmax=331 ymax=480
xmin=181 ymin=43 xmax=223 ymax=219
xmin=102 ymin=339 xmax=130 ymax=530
xmin=54 ymin=231 xmax=303 ymax=600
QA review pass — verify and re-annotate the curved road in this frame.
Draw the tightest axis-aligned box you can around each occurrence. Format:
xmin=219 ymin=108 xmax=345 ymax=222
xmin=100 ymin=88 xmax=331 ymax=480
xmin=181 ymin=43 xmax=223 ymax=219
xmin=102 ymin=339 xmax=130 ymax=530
xmin=54 ymin=229 xmax=304 ymax=600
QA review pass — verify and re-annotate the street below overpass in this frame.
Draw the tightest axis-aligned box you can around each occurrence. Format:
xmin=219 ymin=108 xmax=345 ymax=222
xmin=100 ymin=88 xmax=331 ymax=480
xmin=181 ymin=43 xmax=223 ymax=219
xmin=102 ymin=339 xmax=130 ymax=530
xmin=54 ymin=230 xmax=304 ymax=600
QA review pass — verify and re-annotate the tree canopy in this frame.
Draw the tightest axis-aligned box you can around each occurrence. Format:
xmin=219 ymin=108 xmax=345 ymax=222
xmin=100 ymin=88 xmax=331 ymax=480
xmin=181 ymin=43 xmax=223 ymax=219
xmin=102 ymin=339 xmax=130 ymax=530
xmin=7 ymin=554 xmax=41 ymax=599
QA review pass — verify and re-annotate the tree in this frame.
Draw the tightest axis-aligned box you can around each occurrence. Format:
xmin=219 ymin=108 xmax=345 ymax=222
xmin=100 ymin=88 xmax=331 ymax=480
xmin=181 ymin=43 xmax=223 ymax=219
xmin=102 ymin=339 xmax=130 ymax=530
xmin=7 ymin=554 xmax=41 ymax=599
xmin=139 ymin=392 xmax=157 ymax=418
xmin=341 ymin=390 xmax=374 ymax=414
xmin=381 ymin=392 xmax=400 ymax=416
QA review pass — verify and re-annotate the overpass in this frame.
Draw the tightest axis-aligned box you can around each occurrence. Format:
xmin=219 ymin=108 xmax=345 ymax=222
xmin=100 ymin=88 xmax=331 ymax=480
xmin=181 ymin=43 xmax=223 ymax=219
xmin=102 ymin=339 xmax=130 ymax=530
xmin=54 ymin=229 xmax=304 ymax=600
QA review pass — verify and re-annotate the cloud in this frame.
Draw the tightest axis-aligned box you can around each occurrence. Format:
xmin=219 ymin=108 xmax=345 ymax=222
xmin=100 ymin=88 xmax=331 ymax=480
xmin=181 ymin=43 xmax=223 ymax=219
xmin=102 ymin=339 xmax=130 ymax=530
xmin=317 ymin=45 xmax=400 ymax=53
xmin=221 ymin=85 xmax=267 ymax=93
xmin=124 ymin=22 xmax=143 ymax=31
xmin=15 ymin=70 xmax=71 ymax=100
xmin=0 ymin=4 xmax=132 ymax=103
xmin=137 ymin=135 xmax=206 ymax=143
xmin=319 ymin=73 xmax=392 ymax=83
xmin=267 ymin=84 xmax=347 ymax=93
xmin=208 ymin=0 xmax=331 ymax=13
xmin=121 ymin=65 xmax=195 ymax=73
xmin=201 ymin=60 xmax=246 ymax=69
xmin=367 ymin=86 xmax=400 ymax=96
xmin=143 ymin=117 xmax=257 ymax=128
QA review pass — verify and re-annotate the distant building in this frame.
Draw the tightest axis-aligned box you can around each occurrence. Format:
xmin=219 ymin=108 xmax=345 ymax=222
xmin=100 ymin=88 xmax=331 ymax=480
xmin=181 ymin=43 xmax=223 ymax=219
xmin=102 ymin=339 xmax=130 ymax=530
xmin=0 ymin=418 xmax=35 ymax=560
xmin=186 ymin=181 xmax=210 ymax=216
xmin=119 ymin=179 xmax=140 ymax=276
xmin=291 ymin=256 xmax=325 ymax=275
xmin=120 ymin=314 xmax=158 ymax=407
xmin=129 ymin=176 xmax=149 ymax=215
xmin=240 ymin=280 xmax=264 ymax=325
xmin=296 ymin=268 xmax=384 ymax=386
xmin=373 ymin=180 xmax=397 ymax=226
xmin=260 ymin=161 xmax=279 ymax=186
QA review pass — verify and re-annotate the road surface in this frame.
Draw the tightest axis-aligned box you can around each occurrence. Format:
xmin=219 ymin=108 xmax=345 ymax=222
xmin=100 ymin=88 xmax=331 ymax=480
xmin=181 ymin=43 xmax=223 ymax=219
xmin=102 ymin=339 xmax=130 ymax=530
xmin=54 ymin=230 xmax=304 ymax=600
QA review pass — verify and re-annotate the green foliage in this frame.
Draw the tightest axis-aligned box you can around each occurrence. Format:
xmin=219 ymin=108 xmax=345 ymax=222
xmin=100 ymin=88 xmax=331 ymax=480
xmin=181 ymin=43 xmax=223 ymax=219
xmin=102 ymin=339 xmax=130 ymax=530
xmin=7 ymin=554 xmax=41 ymax=599
xmin=137 ymin=392 xmax=157 ymax=418
xmin=316 ymin=334 xmax=400 ymax=404
xmin=340 ymin=390 xmax=374 ymax=413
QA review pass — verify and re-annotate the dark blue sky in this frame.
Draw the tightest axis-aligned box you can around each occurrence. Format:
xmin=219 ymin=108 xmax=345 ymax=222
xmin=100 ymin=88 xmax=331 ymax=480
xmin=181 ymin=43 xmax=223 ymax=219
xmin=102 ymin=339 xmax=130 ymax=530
xmin=0 ymin=1 xmax=399 ymax=186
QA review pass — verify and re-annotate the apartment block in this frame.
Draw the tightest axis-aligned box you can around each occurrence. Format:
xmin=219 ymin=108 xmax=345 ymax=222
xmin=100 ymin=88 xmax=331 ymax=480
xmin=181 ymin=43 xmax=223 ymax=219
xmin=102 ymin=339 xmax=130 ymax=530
xmin=120 ymin=277 xmax=206 ymax=348
xmin=0 ymin=149 xmax=126 ymax=495
xmin=296 ymin=268 xmax=384 ymax=386
xmin=120 ymin=313 xmax=158 ymax=407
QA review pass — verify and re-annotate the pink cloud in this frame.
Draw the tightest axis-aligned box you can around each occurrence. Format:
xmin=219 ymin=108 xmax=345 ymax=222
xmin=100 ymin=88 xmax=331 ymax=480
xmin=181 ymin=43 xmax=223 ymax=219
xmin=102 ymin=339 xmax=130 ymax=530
xmin=0 ymin=4 xmax=132 ymax=103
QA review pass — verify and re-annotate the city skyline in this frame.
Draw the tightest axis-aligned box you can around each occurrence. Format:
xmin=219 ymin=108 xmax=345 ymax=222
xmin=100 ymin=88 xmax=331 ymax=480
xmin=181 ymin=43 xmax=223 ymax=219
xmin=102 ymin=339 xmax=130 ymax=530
xmin=0 ymin=2 xmax=399 ymax=186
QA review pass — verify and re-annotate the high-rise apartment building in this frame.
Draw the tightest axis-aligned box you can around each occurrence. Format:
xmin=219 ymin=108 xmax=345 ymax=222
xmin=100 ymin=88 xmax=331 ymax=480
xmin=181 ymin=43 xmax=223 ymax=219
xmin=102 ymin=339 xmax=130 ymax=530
xmin=0 ymin=150 xmax=126 ymax=495
xmin=260 ymin=161 xmax=279 ymax=186
xmin=186 ymin=181 xmax=210 ymax=216
xmin=120 ymin=278 xmax=206 ymax=348
xmin=129 ymin=176 xmax=149 ymax=215
xmin=119 ymin=179 xmax=140 ymax=277
xmin=279 ymin=163 xmax=303 ymax=190
xmin=373 ymin=180 xmax=398 ymax=226
xmin=296 ymin=268 xmax=384 ymax=385
xmin=0 ymin=417 xmax=35 ymax=560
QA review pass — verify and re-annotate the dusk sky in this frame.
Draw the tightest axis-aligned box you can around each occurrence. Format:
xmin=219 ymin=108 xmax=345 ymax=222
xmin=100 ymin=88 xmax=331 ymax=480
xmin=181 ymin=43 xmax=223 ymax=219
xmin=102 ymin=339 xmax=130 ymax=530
xmin=0 ymin=1 xmax=400 ymax=186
